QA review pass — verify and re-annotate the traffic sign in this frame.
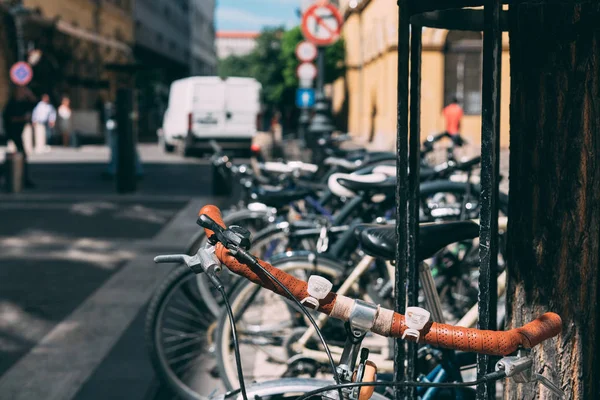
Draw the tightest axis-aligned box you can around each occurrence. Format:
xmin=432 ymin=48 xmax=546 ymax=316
xmin=301 ymin=1 xmax=343 ymax=46
xmin=9 ymin=62 xmax=33 ymax=86
xmin=299 ymin=78 xmax=313 ymax=88
xmin=296 ymin=41 xmax=318 ymax=62
xmin=296 ymin=62 xmax=317 ymax=81
xmin=296 ymin=88 xmax=316 ymax=108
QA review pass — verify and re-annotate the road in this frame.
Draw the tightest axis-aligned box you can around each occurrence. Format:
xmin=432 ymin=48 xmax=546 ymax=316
xmin=0 ymin=144 xmax=224 ymax=400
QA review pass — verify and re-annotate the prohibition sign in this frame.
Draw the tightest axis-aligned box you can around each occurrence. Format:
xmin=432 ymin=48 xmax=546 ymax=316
xmin=301 ymin=2 xmax=343 ymax=46
xmin=296 ymin=41 xmax=318 ymax=62
xmin=10 ymin=62 xmax=33 ymax=86
xmin=297 ymin=62 xmax=317 ymax=81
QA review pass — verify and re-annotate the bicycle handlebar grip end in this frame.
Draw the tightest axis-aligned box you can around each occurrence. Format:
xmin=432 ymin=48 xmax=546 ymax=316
xmin=518 ymin=312 xmax=562 ymax=348
xmin=199 ymin=205 xmax=225 ymax=226
xmin=199 ymin=205 xmax=226 ymax=237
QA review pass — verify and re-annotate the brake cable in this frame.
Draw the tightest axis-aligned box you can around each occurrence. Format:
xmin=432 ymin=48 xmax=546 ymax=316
xmin=293 ymin=370 xmax=507 ymax=400
xmin=199 ymin=215 xmax=343 ymax=399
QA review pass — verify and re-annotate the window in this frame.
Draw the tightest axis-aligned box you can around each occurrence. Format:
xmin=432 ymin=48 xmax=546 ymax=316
xmin=444 ymin=31 xmax=482 ymax=115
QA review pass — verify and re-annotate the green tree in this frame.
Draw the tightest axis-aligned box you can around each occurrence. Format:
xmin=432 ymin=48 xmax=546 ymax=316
xmin=218 ymin=55 xmax=254 ymax=79
xmin=280 ymin=26 xmax=346 ymax=90
xmin=218 ymin=26 xmax=346 ymax=129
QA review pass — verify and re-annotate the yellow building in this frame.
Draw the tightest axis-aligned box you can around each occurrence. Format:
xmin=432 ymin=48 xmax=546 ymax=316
xmin=1 ymin=0 xmax=133 ymax=131
xmin=332 ymin=0 xmax=510 ymax=149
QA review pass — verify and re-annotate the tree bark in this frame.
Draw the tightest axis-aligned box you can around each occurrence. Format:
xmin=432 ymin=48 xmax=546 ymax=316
xmin=507 ymin=1 xmax=600 ymax=399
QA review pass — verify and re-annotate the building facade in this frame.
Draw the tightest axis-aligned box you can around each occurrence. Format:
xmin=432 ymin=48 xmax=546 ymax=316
xmin=133 ymin=0 xmax=216 ymax=139
xmin=190 ymin=0 xmax=217 ymax=76
xmin=0 ymin=0 xmax=134 ymax=136
xmin=332 ymin=0 xmax=511 ymax=149
xmin=134 ymin=0 xmax=190 ymax=77
xmin=216 ymin=31 xmax=259 ymax=59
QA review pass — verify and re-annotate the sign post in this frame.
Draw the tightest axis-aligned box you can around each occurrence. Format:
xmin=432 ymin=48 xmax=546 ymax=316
xmin=300 ymin=1 xmax=343 ymax=162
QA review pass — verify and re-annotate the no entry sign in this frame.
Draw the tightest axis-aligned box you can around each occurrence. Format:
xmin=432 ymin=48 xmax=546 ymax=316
xmin=297 ymin=62 xmax=317 ymax=81
xmin=9 ymin=62 xmax=33 ymax=86
xmin=301 ymin=2 xmax=343 ymax=46
xmin=296 ymin=41 xmax=318 ymax=62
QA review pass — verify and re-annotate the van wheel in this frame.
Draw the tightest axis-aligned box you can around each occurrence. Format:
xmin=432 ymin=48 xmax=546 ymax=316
xmin=159 ymin=136 xmax=175 ymax=153
xmin=164 ymin=143 xmax=175 ymax=153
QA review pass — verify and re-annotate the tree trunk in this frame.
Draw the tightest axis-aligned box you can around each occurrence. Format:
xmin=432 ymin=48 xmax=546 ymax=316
xmin=507 ymin=2 xmax=600 ymax=399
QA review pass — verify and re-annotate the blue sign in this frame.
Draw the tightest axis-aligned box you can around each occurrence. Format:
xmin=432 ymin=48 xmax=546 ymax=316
xmin=296 ymin=88 xmax=315 ymax=108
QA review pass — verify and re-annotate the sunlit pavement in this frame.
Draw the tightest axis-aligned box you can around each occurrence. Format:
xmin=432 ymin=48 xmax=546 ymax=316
xmin=0 ymin=144 xmax=222 ymax=400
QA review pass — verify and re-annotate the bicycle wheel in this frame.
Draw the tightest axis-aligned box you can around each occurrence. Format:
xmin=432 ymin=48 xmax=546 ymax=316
xmin=192 ymin=207 xmax=275 ymax=318
xmin=145 ymin=265 xmax=221 ymax=400
xmin=215 ymin=255 xmax=348 ymax=391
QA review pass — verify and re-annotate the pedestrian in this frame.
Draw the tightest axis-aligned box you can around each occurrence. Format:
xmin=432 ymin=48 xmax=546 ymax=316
xmin=442 ymin=96 xmax=465 ymax=146
xmin=56 ymin=95 xmax=72 ymax=147
xmin=31 ymin=93 xmax=56 ymax=153
xmin=270 ymin=110 xmax=283 ymax=158
xmin=1 ymin=87 xmax=36 ymax=188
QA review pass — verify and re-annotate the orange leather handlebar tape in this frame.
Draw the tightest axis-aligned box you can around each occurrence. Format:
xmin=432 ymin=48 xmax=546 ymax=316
xmin=199 ymin=204 xmax=337 ymax=314
xmin=198 ymin=205 xmax=562 ymax=356
xmin=213 ymin=243 xmax=338 ymax=314
xmin=199 ymin=205 xmax=227 ymax=236
xmin=389 ymin=311 xmax=562 ymax=356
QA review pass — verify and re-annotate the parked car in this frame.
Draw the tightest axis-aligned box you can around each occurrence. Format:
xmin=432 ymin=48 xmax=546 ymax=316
xmin=159 ymin=76 xmax=262 ymax=157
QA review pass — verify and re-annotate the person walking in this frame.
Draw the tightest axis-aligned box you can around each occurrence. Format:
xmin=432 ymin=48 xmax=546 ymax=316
xmin=270 ymin=110 xmax=283 ymax=158
xmin=31 ymin=94 xmax=56 ymax=153
xmin=1 ymin=87 xmax=36 ymax=188
xmin=442 ymin=97 xmax=465 ymax=146
xmin=56 ymin=96 xmax=72 ymax=147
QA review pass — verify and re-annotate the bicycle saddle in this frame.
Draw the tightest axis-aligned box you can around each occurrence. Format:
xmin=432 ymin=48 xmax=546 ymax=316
xmin=328 ymin=172 xmax=395 ymax=200
xmin=251 ymin=187 xmax=313 ymax=209
xmin=354 ymin=221 xmax=480 ymax=261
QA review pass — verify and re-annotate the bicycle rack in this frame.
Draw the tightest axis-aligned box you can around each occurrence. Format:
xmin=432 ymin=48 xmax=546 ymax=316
xmin=392 ymin=1 xmax=508 ymax=399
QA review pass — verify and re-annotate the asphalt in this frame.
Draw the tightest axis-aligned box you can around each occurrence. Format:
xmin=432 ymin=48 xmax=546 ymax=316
xmin=0 ymin=144 xmax=224 ymax=400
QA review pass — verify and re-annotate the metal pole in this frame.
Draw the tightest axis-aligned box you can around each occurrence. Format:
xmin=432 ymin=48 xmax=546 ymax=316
xmin=308 ymin=46 xmax=335 ymax=162
xmin=405 ymin=24 xmax=422 ymax=399
xmin=316 ymin=47 xmax=325 ymax=96
xmin=298 ymin=108 xmax=310 ymax=146
xmin=477 ymin=0 xmax=502 ymax=399
xmin=394 ymin=0 xmax=410 ymax=399
xmin=116 ymin=88 xmax=137 ymax=193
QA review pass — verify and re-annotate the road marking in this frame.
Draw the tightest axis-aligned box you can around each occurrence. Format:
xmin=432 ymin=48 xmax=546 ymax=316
xmin=0 ymin=198 xmax=208 ymax=400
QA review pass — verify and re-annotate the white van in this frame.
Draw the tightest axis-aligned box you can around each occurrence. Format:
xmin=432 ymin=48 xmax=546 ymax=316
xmin=159 ymin=76 xmax=262 ymax=156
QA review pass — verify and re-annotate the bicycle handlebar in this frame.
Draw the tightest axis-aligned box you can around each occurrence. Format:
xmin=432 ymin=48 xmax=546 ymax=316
xmin=198 ymin=205 xmax=562 ymax=357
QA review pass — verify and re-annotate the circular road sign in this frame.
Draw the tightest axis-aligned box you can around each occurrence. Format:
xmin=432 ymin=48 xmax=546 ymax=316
xmin=296 ymin=41 xmax=318 ymax=62
xmin=301 ymin=2 xmax=343 ymax=46
xmin=296 ymin=62 xmax=317 ymax=81
xmin=10 ymin=62 xmax=33 ymax=86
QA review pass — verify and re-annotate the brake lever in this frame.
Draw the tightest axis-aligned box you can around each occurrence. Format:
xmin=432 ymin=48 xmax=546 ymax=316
xmin=155 ymin=245 xmax=221 ymax=273
xmin=495 ymin=349 xmax=564 ymax=398
xmin=197 ymin=214 xmax=252 ymax=250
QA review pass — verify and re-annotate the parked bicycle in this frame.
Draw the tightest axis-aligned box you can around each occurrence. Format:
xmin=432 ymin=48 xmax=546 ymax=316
xmin=152 ymin=205 xmax=563 ymax=400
